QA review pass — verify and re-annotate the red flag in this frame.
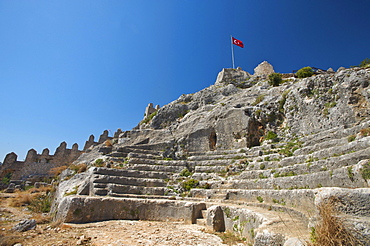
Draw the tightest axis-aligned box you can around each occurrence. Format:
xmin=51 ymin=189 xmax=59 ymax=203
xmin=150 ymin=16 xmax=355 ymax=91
xmin=232 ymin=37 xmax=244 ymax=48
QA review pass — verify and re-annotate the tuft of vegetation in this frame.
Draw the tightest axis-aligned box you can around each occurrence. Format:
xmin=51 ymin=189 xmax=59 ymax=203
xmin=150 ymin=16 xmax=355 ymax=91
xmin=141 ymin=111 xmax=158 ymax=125
xmin=256 ymin=196 xmax=264 ymax=203
xmin=179 ymin=168 xmax=193 ymax=177
xmin=95 ymin=159 xmax=104 ymax=167
xmin=214 ymin=231 xmax=247 ymax=245
xmin=308 ymin=198 xmax=362 ymax=246
xmin=181 ymin=179 xmax=199 ymax=191
xmin=265 ymin=131 xmax=278 ymax=141
xmin=251 ymin=94 xmax=265 ymax=106
xmin=359 ymin=127 xmax=370 ymax=137
xmin=279 ymin=90 xmax=290 ymax=113
xmin=1 ymin=172 xmax=13 ymax=185
xmin=347 ymin=166 xmax=355 ymax=182
xmin=69 ymin=163 xmax=87 ymax=173
xmin=296 ymin=66 xmax=314 ymax=78
xmin=351 ymin=58 xmax=370 ymax=68
xmin=347 ymin=135 xmax=356 ymax=142
xmin=268 ymin=73 xmax=282 ymax=86
xmin=360 ymin=161 xmax=370 ymax=180
xmin=49 ymin=165 xmax=68 ymax=177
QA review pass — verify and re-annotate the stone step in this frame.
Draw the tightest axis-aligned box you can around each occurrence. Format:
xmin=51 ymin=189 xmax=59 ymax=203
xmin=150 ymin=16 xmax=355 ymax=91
xmin=128 ymin=152 xmax=162 ymax=160
xmin=107 ymin=184 xmax=166 ymax=196
xmin=300 ymin=120 xmax=370 ymax=147
xmin=128 ymin=157 xmax=188 ymax=166
xmin=201 ymin=210 xmax=207 ymax=218
xmin=188 ymin=145 xmax=265 ymax=156
xmin=235 ymin=148 xmax=370 ymax=180
xmin=196 ymin=218 xmax=206 ymax=226
xmin=188 ymin=153 xmax=248 ymax=161
xmin=126 ymin=164 xmax=185 ymax=173
xmin=190 ymin=189 xmax=315 ymax=215
xmin=195 ymin=165 xmax=228 ymax=173
xmin=188 ymin=159 xmax=238 ymax=166
xmin=116 ymin=146 xmax=161 ymax=156
xmin=245 ymin=138 xmax=370 ymax=171
xmin=106 ymin=152 xmax=128 ymax=158
xmin=92 ymin=167 xmax=170 ymax=179
xmin=92 ymin=175 xmax=166 ymax=187
xmin=209 ymin=162 xmax=368 ymax=190
xmin=126 ymin=142 xmax=173 ymax=152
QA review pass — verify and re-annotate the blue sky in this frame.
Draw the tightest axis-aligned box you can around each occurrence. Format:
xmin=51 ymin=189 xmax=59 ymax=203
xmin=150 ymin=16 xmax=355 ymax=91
xmin=1 ymin=0 xmax=369 ymax=161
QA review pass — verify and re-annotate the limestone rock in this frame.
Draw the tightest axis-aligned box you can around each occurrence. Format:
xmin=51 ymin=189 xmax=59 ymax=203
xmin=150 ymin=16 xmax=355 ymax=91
xmin=254 ymin=61 xmax=275 ymax=77
xmin=12 ymin=219 xmax=36 ymax=232
xmin=254 ymin=230 xmax=285 ymax=246
xmin=283 ymin=237 xmax=305 ymax=246
xmin=5 ymin=183 xmax=15 ymax=193
xmin=206 ymin=205 xmax=225 ymax=232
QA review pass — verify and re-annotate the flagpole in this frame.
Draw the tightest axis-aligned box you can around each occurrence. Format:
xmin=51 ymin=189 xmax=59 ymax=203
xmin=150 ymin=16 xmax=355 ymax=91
xmin=230 ymin=35 xmax=235 ymax=69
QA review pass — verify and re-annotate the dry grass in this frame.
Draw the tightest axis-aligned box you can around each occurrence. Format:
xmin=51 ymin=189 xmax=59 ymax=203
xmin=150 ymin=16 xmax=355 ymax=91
xmin=9 ymin=191 xmax=35 ymax=207
xmin=49 ymin=165 xmax=68 ymax=177
xmin=308 ymin=197 xmax=364 ymax=246
xmin=105 ymin=139 xmax=113 ymax=147
xmin=69 ymin=163 xmax=87 ymax=173
xmin=30 ymin=213 xmax=51 ymax=224
xmin=0 ymin=231 xmax=24 ymax=246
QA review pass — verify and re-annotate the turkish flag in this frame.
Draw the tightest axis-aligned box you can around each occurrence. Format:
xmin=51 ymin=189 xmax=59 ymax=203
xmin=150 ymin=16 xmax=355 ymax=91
xmin=232 ymin=37 xmax=244 ymax=48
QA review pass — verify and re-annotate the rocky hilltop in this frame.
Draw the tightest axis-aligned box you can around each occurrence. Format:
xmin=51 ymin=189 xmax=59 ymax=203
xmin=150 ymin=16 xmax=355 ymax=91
xmin=3 ymin=62 xmax=370 ymax=245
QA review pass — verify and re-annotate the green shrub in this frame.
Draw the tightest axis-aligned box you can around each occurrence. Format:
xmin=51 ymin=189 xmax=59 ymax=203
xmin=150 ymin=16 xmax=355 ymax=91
xmin=181 ymin=179 xmax=199 ymax=191
xmin=256 ymin=196 xmax=264 ymax=203
xmin=252 ymin=94 xmax=265 ymax=106
xmin=347 ymin=135 xmax=356 ymax=142
xmin=265 ymin=131 xmax=278 ymax=141
xmin=1 ymin=172 xmax=12 ymax=185
xmin=180 ymin=168 xmax=193 ymax=177
xmin=95 ymin=159 xmax=104 ymax=167
xmin=296 ymin=66 xmax=314 ymax=78
xmin=141 ymin=111 xmax=158 ymax=125
xmin=268 ymin=73 xmax=282 ymax=86
xmin=361 ymin=162 xmax=370 ymax=180
xmin=359 ymin=58 xmax=370 ymax=67
xmin=28 ymin=194 xmax=52 ymax=213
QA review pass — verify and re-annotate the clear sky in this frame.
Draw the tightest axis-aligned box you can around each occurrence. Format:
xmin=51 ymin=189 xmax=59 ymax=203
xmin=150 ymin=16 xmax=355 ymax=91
xmin=1 ymin=0 xmax=369 ymax=161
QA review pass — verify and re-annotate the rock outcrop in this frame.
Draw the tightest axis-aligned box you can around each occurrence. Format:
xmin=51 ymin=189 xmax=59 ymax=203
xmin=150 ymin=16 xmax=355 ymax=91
xmin=4 ymin=62 xmax=370 ymax=245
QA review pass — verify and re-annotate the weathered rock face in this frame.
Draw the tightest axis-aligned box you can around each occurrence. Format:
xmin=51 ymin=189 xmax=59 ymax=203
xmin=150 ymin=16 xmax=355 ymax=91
xmin=51 ymin=64 xmax=370 ymax=245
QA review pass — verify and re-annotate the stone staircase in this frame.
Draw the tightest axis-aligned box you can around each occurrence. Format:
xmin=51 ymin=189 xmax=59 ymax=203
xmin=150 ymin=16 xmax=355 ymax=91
xmin=71 ymin=120 xmax=369 ymax=245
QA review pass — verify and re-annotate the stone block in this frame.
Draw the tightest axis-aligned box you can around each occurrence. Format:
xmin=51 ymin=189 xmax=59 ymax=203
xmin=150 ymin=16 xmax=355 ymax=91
xmin=206 ymin=205 xmax=225 ymax=232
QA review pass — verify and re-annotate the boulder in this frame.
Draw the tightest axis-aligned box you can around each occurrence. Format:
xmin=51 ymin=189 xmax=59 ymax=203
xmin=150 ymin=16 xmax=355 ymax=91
xmin=12 ymin=219 xmax=36 ymax=232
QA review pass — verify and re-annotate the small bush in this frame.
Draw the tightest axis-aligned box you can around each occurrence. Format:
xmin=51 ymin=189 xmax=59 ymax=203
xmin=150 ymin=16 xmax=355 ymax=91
xmin=308 ymin=198 xmax=360 ymax=246
xmin=347 ymin=166 xmax=354 ymax=181
xmin=28 ymin=194 xmax=52 ymax=213
xmin=347 ymin=135 xmax=356 ymax=142
xmin=180 ymin=168 xmax=193 ymax=177
xmin=251 ymin=94 xmax=265 ymax=106
xmin=1 ymin=172 xmax=12 ymax=185
xmin=265 ymin=131 xmax=278 ymax=141
xmin=141 ymin=111 xmax=158 ymax=125
xmin=181 ymin=179 xmax=199 ymax=191
xmin=296 ymin=66 xmax=314 ymax=78
xmin=95 ymin=159 xmax=104 ymax=167
xmin=268 ymin=73 xmax=282 ymax=86
xmin=256 ymin=196 xmax=264 ymax=203
xmin=360 ymin=161 xmax=370 ymax=180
